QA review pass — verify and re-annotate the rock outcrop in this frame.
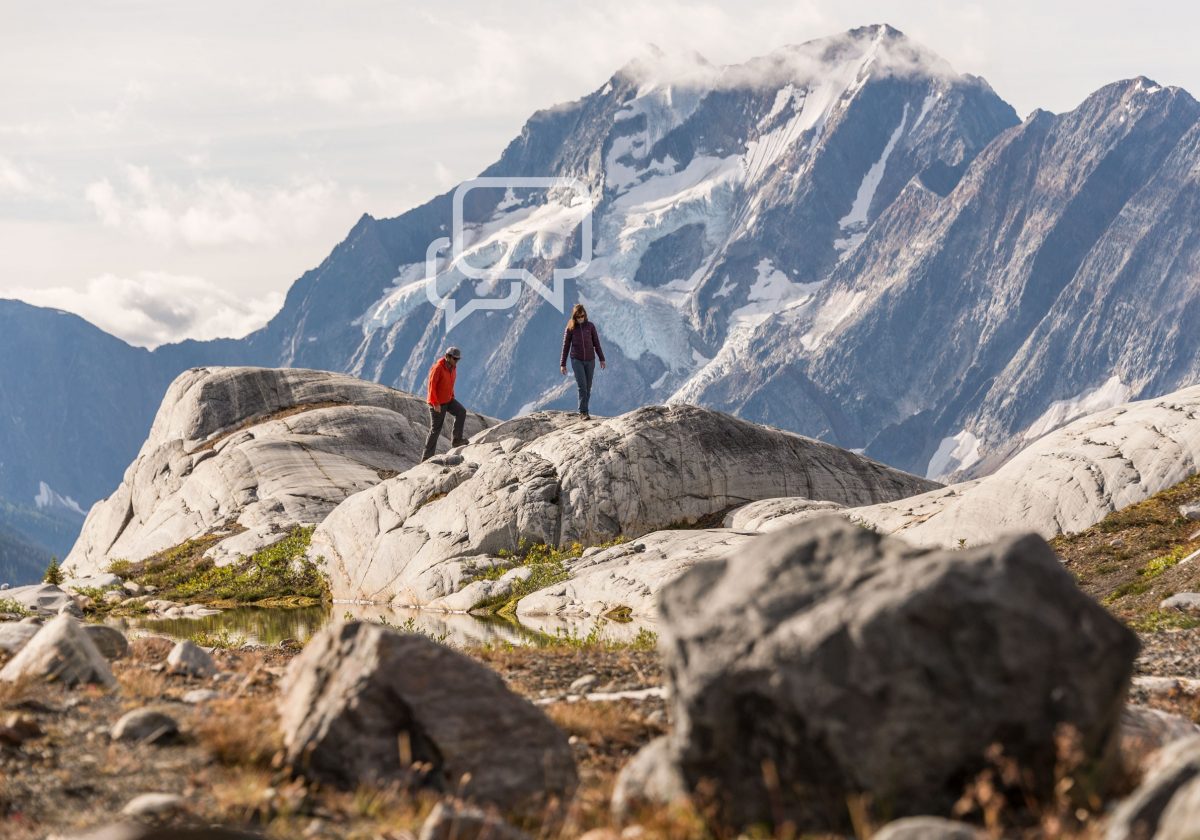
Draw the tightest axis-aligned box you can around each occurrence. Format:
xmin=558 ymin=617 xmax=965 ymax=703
xmin=278 ymin=621 xmax=576 ymax=814
xmin=840 ymin=385 xmax=1200 ymax=547
xmin=629 ymin=517 xmax=1137 ymax=830
xmin=312 ymin=405 xmax=938 ymax=606
xmin=65 ymin=367 xmax=492 ymax=575
xmin=1107 ymin=736 xmax=1200 ymax=840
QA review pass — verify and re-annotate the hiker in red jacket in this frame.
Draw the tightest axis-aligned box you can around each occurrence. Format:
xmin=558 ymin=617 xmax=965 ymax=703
xmin=559 ymin=303 xmax=606 ymax=419
xmin=422 ymin=346 xmax=470 ymax=461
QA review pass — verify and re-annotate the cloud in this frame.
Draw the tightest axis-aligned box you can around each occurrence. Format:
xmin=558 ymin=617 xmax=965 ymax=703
xmin=0 ymin=155 xmax=37 ymax=196
xmin=11 ymin=271 xmax=284 ymax=349
xmin=84 ymin=165 xmax=363 ymax=248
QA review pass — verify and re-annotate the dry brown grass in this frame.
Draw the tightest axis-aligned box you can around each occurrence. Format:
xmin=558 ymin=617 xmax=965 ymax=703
xmin=193 ymin=696 xmax=283 ymax=768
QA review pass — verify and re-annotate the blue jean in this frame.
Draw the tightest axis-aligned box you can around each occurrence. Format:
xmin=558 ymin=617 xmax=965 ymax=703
xmin=571 ymin=358 xmax=595 ymax=415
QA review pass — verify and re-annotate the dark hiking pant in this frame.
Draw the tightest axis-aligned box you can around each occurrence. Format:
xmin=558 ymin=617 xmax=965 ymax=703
xmin=571 ymin=358 xmax=595 ymax=415
xmin=422 ymin=398 xmax=466 ymax=461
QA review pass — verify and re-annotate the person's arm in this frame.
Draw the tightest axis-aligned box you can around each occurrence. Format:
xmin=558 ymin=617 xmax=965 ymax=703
xmin=560 ymin=327 xmax=571 ymax=371
xmin=592 ymin=323 xmax=606 ymax=367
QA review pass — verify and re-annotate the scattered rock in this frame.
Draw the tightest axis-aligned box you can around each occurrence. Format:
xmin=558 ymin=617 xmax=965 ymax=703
xmin=569 ymin=674 xmax=598 ymax=693
xmin=279 ymin=621 xmax=576 ymax=814
xmin=1120 ymin=705 xmax=1200 ymax=772
xmin=58 ymin=601 xmax=84 ymax=618
xmin=111 ymin=708 xmax=180 ymax=744
xmin=182 ymin=688 xmax=220 ymax=704
xmin=130 ymin=635 xmax=174 ymax=662
xmin=873 ymin=817 xmax=985 ymax=840
xmin=0 ymin=615 xmax=116 ymax=687
xmin=0 ymin=713 xmax=43 ymax=746
xmin=166 ymin=640 xmax=216 ymax=677
xmin=1161 ymin=593 xmax=1200 ymax=613
xmin=1180 ymin=503 xmax=1200 ymax=522
xmin=102 ymin=590 xmax=126 ymax=605
xmin=120 ymin=792 xmax=186 ymax=819
xmin=1106 ymin=736 xmax=1200 ymax=840
xmin=122 ymin=582 xmax=145 ymax=596
xmin=0 ymin=622 xmax=40 ymax=655
xmin=84 ymin=625 xmax=130 ymax=660
xmin=646 ymin=518 xmax=1138 ymax=830
xmin=417 ymin=800 xmax=531 ymax=840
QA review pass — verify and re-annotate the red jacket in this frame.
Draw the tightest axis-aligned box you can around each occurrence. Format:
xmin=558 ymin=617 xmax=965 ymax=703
xmin=560 ymin=320 xmax=605 ymax=367
xmin=427 ymin=358 xmax=456 ymax=406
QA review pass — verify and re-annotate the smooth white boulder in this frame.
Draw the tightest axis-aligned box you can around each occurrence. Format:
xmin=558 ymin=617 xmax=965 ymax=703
xmin=65 ymin=366 xmax=492 ymax=575
xmin=313 ymin=405 xmax=938 ymax=606
xmin=0 ymin=615 xmax=116 ymax=687
xmin=836 ymin=385 xmax=1200 ymax=548
xmin=1 ymin=584 xmax=74 ymax=616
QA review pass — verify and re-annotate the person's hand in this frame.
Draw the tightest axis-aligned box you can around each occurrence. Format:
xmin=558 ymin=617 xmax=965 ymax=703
xmin=600 ymin=361 xmax=607 ymax=370
xmin=560 ymin=365 xmax=567 ymax=375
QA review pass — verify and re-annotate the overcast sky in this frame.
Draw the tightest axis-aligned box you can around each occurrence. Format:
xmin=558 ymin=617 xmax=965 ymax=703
xmin=2 ymin=0 xmax=1196 ymax=348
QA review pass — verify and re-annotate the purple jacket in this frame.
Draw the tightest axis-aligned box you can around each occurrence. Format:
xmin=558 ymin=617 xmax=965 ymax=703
xmin=560 ymin=320 xmax=605 ymax=366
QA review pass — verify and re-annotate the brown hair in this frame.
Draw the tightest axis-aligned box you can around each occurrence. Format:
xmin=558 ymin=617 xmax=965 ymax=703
xmin=566 ymin=303 xmax=587 ymax=330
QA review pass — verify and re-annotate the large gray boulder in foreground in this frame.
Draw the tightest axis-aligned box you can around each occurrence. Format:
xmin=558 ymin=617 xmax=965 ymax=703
xmin=278 ymin=621 xmax=575 ymax=814
xmin=65 ymin=366 xmax=491 ymax=575
xmin=1106 ymin=736 xmax=1200 ymax=840
xmin=635 ymin=517 xmax=1137 ymax=830
xmin=313 ymin=405 xmax=938 ymax=606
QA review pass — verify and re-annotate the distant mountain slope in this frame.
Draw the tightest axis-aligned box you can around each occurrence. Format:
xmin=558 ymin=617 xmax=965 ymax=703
xmin=681 ymin=76 xmax=1200 ymax=480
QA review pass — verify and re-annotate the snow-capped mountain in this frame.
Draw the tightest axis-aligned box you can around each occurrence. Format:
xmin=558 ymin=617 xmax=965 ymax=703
xmin=238 ymin=24 xmax=1017 ymax=419
xmin=682 ymin=75 xmax=1200 ymax=480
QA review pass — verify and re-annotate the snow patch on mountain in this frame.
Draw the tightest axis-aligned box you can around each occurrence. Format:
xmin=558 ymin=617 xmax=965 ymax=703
xmin=800 ymin=287 xmax=869 ymax=351
xmin=926 ymin=431 xmax=982 ymax=480
xmin=1021 ymin=375 xmax=1133 ymax=442
xmin=34 ymin=481 xmax=86 ymax=517
xmin=839 ymin=102 xmax=910 ymax=230
xmin=730 ymin=259 xmax=823 ymax=326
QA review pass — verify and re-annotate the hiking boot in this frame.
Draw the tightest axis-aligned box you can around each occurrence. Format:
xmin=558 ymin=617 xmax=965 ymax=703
xmin=581 ymin=414 xmax=591 ymax=421
xmin=451 ymin=437 xmax=470 ymax=447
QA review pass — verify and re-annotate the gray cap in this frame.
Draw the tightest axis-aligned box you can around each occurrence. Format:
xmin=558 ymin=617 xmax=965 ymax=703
xmin=445 ymin=346 xmax=462 ymax=359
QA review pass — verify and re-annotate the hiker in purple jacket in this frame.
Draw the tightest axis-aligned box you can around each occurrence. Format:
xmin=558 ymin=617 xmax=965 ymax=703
xmin=559 ymin=303 xmax=606 ymax=419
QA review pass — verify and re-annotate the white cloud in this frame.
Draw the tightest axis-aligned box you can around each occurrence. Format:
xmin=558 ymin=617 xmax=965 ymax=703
xmin=84 ymin=165 xmax=363 ymax=248
xmin=11 ymin=272 xmax=283 ymax=349
xmin=0 ymin=155 xmax=36 ymax=196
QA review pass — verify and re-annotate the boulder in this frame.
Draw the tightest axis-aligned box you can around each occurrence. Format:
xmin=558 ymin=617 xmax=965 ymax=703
xmin=1161 ymin=592 xmax=1200 ymax=613
xmin=64 ymin=574 xmax=124 ymax=591
xmin=65 ymin=367 xmax=493 ymax=575
xmin=646 ymin=518 xmax=1138 ymax=830
xmin=0 ymin=622 xmax=40 ymax=655
xmin=611 ymin=735 xmax=687 ymax=821
xmin=278 ymin=621 xmax=576 ymax=814
xmin=84 ymin=625 xmax=130 ymax=660
xmin=842 ymin=387 xmax=1200 ymax=547
xmin=166 ymin=640 xmax=216 ymax=678
xmin=1180 ymin=503 xmax=1200 ymax=522
xmin=1106 ymin=736 xmax=1200 ymax=840
xmin=1157 ymin=775 xmax=1200 ymax=839
xmin=417 ymin=801 xmax=531 ymax=840
xmin=0 ymin=615 xmax=116 ymax=687
xmin=1 ymin=583 xmax=74 ymax=616
xmin=111 ymin=708 xmax=180 ymax=744
xmin=313 ymin=405 xmax=938 ymax=605
xmin=872 ymin=818 xmax=984 ymax=840
xmin=425 ymin=565 xmax=533 ymax=612
xmin=1119 ymin=705 xmax=1200 ymax=772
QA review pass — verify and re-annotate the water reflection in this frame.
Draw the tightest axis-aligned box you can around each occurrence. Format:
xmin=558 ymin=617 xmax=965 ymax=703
xmin=130 ymin=603 xmax=656 ymax=648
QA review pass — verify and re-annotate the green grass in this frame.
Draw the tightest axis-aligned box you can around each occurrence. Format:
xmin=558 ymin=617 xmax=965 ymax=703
xmin=187 ymin=628 xmax=247 ymax=649
xmin=0 ymin=598 xmax=30 ymax=616
xmin=117 ymin=527 xmax=327 ymax=605
xmin=1138 ymin=545 xmax=1195 ymax=580
xmin=1128 ymin=610 xmax=1200 ymax=633
xmin=468 ymin=537 xmax=626 ymax=615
